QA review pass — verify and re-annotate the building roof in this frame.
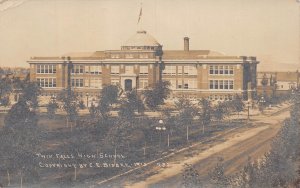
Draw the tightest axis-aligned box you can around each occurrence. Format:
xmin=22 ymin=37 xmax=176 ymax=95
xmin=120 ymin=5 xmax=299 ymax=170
xmin=257 ymin=71 xmax=299 ymax=82
xmin=122 ymin=30 xmax=161 ymax=47
xmin=162 ymin=50 xmax=240 ymax=60
xmin=29 ymin=50 xmax=244 ymax=62
xmin=276 ymin=72 xmax=299 ymax=82
xmin=28 ymin=31 xmax=252 ymax=62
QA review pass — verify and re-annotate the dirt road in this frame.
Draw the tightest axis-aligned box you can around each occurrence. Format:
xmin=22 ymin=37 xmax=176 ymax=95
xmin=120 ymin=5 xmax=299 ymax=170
xmin=120 ymin=108 xmax=290 ymax=188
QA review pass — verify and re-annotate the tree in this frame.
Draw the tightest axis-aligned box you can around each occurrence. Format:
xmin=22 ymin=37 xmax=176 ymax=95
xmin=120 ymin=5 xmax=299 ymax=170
xmin=98 ymin=85 xmax=119 ymax=118
xmin=78 ymin=100 xmax=86 ymax=110
xmin=0 ymin=96 xmax=10 ymax=106
xmin=57 ymin=89 xmax=79 ymax=128
xmin=46 ymin=100 xmax=58 ymax=118
xmin=270 ymin=75 xmax=277 ymax=102
xmin=119 ymin=90 xmax=144 ymax=120
xmin=89 ymin=103 xmax=97 ymax=118
xmin=143 ymin=81 xmax=171 ymax=110
xmin=104 ymin=119 xmax=135 ymax=162
xmin=0 ymin=100 xmax=41 ymax=185
xmin=261 ymin=73 xmax=268 ymax=97
xmin=162 ymin=107 xmax=176 ymax=135
xmin=18 ymin=78 xmax=41 ymax=108
xmin=232 ymin=94 xmax=245 ymax=119
xmin=182 ymin=163 xmax=202 ymax=188
xmin=0 ymin=77 xmax=12 ymax=101
xmin=174 ymin=98 xmax=198 ymax=141
xmin=199 ymin=98 xmax=212 ymax=134
xmin=229 ymin=99 xmax=300 ymax=188
xmin=176 ymin=98 xmax=198 ymax=127
xmin=213 ymin=102 xmax=227 ymax=123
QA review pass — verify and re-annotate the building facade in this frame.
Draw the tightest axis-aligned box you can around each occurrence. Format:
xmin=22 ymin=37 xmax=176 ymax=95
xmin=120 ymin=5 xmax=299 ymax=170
xmin=257 ymin=71 xmax=299 ymax=96
xmin=28 ymin=30 xmax=259 ymax=102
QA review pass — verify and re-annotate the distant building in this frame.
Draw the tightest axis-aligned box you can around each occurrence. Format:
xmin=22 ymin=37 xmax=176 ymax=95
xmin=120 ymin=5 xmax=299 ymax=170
xmin=257 ymin=71 xmax=299 ymax=96
xmin=276 ymin=72 xmax=299 ymax=91
xmin=28 ymin=30 xmax=259 ymax=103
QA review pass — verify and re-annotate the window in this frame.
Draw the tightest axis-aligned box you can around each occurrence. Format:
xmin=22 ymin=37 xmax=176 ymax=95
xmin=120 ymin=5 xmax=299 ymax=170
xmin=111 ymin=66 xmax=120 ymax=75
xmin=188 ymin=79 xmax=197 ymax=89
xmin=71 ymin=79 xmax=84 ymax=88
xmin=209 ymin=66 xmax=214 ymax=74
xmin=224 ymin=66 xmax=229 ymax=74
xmin=139 ymin=79 xmax=148 ymax=89
xmin=210 ymin=80 xmax=214 ymax=89
xmin=229 ymin=80 xmax=234 ymax=89
xmin=229 ymin=66 xmax=234 ymax=74
xmin=209 ymin=79 xmax=234 ymax=90
xmin=111 ymin=79 xmax=120 ymax=86
xmin=178 ymin=66 xmax=183 ymax=75
xmin=139 ymin=65 xmax=148 ymax=75
xmin=72 ymin=65 xmax=84 ymax=74
xmin=45 ymin=79 xmax=49 ymax=87
xmin=125 ymin=66 xmax=134 ymax=74
xmin=163 ymin=65 xmax=176 ymax=75
xmin=184 ymin=83 xmax=189 ymax=89
xmin=178 ymin=79 xmax=183 ymax=89
xmin=184 ymin=65 xmax=197 ymax=75
xmin=224 ymin=80 xmax=229 ymax=89
xmin=209 ymin=65 xmax=234 ymax=75
xmin=225 ymin=95 xmax=229 ymax=100
xmin=219 ymin=66 xmax=224 ymax=74
xmin=36 ymin=65 xmax=56 ymax=74
xmin=85 ymin=66 xmax=89 ymax=74
xmin=89 ymin=78 xmax=102 ymax=88
xmin=214 ymin=80 xmax=219 ymax=89
xmin=214 ymin=95 xmax=218 ymax=100
xmin=214 ymin=65 xmax=218 ymax=74
xmin=90 ymin=65 xmax=102 ymax=74
xmin=219 ymin=80 xmax=224 ymax=89
xmin=37 ymin=78 xmax=56 ymax=88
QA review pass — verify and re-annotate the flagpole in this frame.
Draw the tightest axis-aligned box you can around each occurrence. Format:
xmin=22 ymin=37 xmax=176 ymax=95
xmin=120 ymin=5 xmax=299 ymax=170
xmin=137 ymin=2 xmax=143 ymax=31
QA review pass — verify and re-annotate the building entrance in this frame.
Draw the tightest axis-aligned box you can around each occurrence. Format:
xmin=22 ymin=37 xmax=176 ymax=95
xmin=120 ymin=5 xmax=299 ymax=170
xmin=125 ymin=79 xmax=133 ymax=91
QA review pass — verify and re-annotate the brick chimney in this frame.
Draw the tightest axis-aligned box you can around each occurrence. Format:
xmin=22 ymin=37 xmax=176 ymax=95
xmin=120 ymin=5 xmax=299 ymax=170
xmin=184 ymin=37 xmax=189 ymax=51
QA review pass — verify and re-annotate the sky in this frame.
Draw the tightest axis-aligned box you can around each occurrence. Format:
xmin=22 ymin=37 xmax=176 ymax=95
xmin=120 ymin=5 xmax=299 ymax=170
xmin=0 ymin=0 xmax=299 ymax=71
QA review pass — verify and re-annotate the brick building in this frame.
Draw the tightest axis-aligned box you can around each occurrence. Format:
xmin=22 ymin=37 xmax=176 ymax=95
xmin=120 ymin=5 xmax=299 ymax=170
xmin=28 ymin=30 xmax=259 ymax=103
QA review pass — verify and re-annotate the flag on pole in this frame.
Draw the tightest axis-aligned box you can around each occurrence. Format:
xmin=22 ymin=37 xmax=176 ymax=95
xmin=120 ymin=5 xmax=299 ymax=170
xmin=137 ymin=5 xmax=142 ymax=24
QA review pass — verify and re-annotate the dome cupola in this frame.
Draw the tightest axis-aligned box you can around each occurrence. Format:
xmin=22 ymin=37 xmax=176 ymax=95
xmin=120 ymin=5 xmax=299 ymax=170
xmin=121 ymin=30 xmax=161 ymax=51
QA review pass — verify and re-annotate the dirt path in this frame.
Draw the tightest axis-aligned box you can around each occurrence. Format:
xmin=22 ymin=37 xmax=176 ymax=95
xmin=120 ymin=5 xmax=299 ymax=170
xmin=123 ymin=110 xmax=290 ymax=188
